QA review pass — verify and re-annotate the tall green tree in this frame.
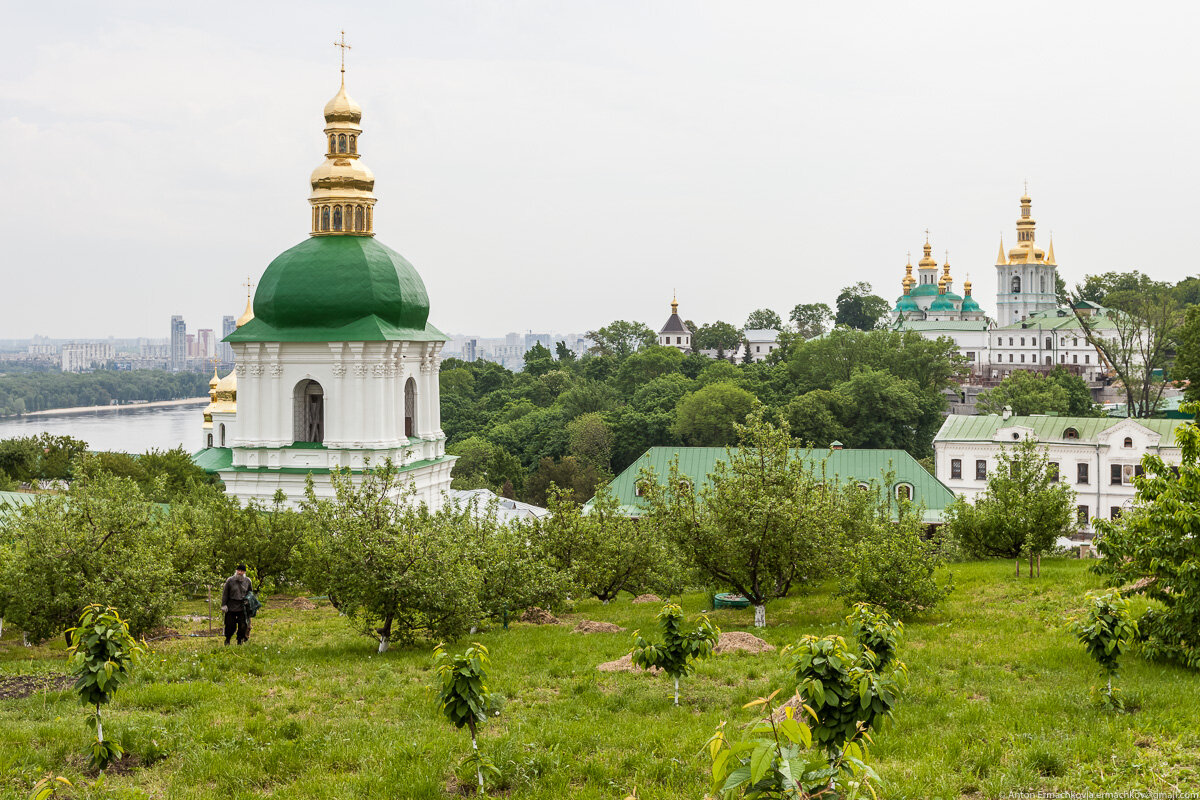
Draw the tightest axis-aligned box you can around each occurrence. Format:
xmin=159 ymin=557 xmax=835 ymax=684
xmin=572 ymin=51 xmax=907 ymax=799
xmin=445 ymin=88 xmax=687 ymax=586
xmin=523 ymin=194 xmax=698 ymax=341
xmin=1172 ymin=305 xmax=1200 ymax=404
xmin=692 ymin=321 xmax=744 ymax=358
xmin=586 ymin=320 xmax=656 ymax=359
xmin=943 ymin=439 xmax=1075 ymax=576
xmin=744 ymin=308 xmax=783 ymax=330
xmin=976 ymin=370 xmax=1071 ymax=416
xmin=671 ymin=382 xmax=758 ymax=446
xmin=522 ymin=342 xmax=556 ymax=376
xmin=789 ymin=302 xmax=834 ymax=339
xmin=642 ymin=411 xmax=839 ymax=627
xmin=834 ymin=282 xmax=891 ymax=331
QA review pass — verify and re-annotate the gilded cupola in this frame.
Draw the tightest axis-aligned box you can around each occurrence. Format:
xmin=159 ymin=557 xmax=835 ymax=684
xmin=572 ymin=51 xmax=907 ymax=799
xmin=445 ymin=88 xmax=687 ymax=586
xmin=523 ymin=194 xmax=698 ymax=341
xmin=1007 ymin=190 xmax=1045 ymax=263
xmin=309 ymin=33 xmax=376 ymax=237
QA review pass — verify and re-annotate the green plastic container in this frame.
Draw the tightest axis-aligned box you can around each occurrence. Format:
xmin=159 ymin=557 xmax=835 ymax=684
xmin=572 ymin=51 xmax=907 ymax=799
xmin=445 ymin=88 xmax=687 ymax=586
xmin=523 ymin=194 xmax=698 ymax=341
xmin=713 ymin=592 xmax=751 ymax=609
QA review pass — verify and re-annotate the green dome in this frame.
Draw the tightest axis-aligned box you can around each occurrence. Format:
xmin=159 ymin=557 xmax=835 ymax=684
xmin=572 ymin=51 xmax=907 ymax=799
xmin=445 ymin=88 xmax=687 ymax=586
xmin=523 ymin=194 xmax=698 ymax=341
xmin=929 ymin=294 xmax=957 ymax=312
xmin=894 ymin=295 xmax=919 ymax=313
xmin=961 ymin=296 xmax=982 ymax=313
xmin=909 ymin=283 xmax=940 ymax=297
xmin=228 ymin=236 xmax=444 ymax=343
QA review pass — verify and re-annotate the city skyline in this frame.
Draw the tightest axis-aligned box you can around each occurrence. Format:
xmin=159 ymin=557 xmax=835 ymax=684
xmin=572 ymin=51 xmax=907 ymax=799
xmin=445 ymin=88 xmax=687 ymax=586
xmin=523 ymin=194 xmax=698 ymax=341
xmin=4 ymin=2 xmax=1200 ymax=338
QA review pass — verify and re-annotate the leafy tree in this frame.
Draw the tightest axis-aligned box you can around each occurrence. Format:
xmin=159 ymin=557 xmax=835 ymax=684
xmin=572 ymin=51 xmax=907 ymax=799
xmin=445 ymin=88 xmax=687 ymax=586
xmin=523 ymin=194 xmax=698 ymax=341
xmin=541 ymin=486 xmax=682 ymax=601
xmin=788 ymin=328 xmax=965 ymax=396
xmin=1075 ymin=270 xmax=1167 ymax=309
xmin=671 ymin=382 xmax=758 ymax=446
xmin=943 ymin=439 xmax=1075 ymax=575
xmin=834 ymin=282 xmax=891 ymax=331
xmin=448 ymin=436 xmax=525 ymax=495
xmin=586 ymin=320 xmax=656 ymax=359
xmin=607 ymin=406 xmax=678 ymax=473
xmin=66 ymin=605 xmax=144 ymax=771
xmin=828 ymin=369 xmax=931 ymax=455
xmin=631 ymin=604 xmax=719 ymax=705
xmin=1048 ymin=366 xmax=1102 ymax=417
xmin=555 ymin=377 xmax=621 ymax=419
xmin=643 ymin=411 xmax=838 ymax=627
xmin=976 ymin=370 xmax=1071 ymax=416
xmin=1069 ymin=288 xmax=1178 ymax=418
xmin=1172 ymin=304 xmax=1200 ymax=404
xmin=566 ymin=412 xmax=613 ymax=473
xmin=434 ymin=643 xmax=499 ymax=792
xmin=1093 ymin=409 xmax=1200 ymax=668
xmin=692 ymin=321 xmax=744 ymax=358
xmin=744 ymin=308 xmax=783 ymax=331
xmin=554 ymin=341 xmax=577 ymax=363
xmin=784 ymin=390 xmax=847 ymax=448
xmin=789 ymin=302 xmax=834 ymax=339
xmin=631 ymin=373 xmax=696 ymax=414
xmin=705 ymin=692 xmax=825 ymax=799
xmin=0 ymin=369 xmax=211 ymax=417
xmin=525 ymin=456 xmax=604 ymax=505
xmin=522 ymin=342 xmax=556 ymax=376
xmin=1069 ymin=590 xmax=1138 ymax=709
xmin=847 ymin=602 xmax=903 ymax=671
xmin=0 ymin=461 xmax=183 ymax=641
xmin=613 ymin=345 xmax=685 ymax=394
xmin=301 ymin=463 xmax=480 ymax=651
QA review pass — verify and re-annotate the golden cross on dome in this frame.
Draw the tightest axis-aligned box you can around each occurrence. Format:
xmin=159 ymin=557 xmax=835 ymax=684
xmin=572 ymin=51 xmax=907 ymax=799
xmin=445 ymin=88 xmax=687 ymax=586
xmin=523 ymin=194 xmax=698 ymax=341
xmin=334 ymin=30 xmax=352 ymax=74
xmin=924 ymin=228 xmax=930 ymax=242
xmin=242 ymin=275 xmax=255 ymax=298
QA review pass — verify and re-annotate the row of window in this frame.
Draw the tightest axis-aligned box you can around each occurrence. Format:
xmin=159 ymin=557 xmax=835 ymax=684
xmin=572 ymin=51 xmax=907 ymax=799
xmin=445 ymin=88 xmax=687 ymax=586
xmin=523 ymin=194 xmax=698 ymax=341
xmin=1078 ymin=505 xmax=1130 ymax=523
xmin=994 ymin=353 xmax=1090 ymax=364
xmin=951 ymin=455 xmax=1145 ymax=484
xmin=328 ymin=133 xmax=358 ymax=155
xmin=634 ymin=480 xmax=915 ymax=500
xmin=997 ymin=336 xmax=1082 ymax=348
xmin=313 ymin=203 xmax=372 ymax=233
xmin=1009 ymin=276 xmax=1049 ymax=294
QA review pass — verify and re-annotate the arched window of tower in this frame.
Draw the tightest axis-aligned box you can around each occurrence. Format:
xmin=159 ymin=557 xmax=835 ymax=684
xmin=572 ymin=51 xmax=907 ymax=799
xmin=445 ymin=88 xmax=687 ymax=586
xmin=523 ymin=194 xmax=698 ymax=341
xmin=293 ymin=380 xmax=325 ymax=444
xmin=1012 ymin=275 xmax=1021 ymax=293
xmin=338 ymin=134 xmax=347 ymax=153
xmin=321 ymin=206 xmax=330 ymax=231
xmin=404 ymin=378 xmax=417 ymax=438
xmin=349 ymin=135 xmax=357 ymax=153
xmin=333 ymin=206 xmax=342 ymax=231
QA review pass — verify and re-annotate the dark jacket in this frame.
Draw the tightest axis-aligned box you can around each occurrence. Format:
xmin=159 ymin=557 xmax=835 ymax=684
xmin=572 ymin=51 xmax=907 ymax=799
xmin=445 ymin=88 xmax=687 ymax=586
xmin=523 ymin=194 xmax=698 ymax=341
xmin=222 ymin=573 xmax=252 ymax=612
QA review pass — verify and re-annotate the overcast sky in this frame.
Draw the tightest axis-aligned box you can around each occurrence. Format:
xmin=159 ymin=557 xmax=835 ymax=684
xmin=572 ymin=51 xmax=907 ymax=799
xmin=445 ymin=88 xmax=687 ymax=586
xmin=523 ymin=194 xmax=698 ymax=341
xmin=3 ymin=1 xmax=1198 ymax=340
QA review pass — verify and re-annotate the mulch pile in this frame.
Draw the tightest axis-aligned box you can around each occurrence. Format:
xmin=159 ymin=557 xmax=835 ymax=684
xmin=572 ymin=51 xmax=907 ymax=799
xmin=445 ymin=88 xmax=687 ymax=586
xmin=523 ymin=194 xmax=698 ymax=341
xmin=597 ymin=653 xmax=661 ymax=674
xmin=0 ymin=673 xmax=74 ymax=700
xmin=519 ymin=607 xmax=560 ymax=625
xmin=769 ymin=693 xmax=805 ymax=723
xmin=276 ymin=597 xmax=318 ymax=610
xmin=713 ymin=631 xmax=775 ymax=655
xmin=573 ymin=620 xmax=626 ymax=634
xmin=631 ymin=594 xmax=662 ymax=604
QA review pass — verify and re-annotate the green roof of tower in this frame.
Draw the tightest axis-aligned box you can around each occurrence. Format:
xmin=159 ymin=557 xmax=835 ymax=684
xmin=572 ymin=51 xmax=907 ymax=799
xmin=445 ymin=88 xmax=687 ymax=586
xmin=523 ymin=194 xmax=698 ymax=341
xmin=929 ymin=294 xmax=957 ymax=311
xmin=909 ymin=284 xmax=940 ymax=297
xmin=894 ymin=295 xmax=920 ymax=312
xmin=227 ymin=236 xmax=446 ymax=343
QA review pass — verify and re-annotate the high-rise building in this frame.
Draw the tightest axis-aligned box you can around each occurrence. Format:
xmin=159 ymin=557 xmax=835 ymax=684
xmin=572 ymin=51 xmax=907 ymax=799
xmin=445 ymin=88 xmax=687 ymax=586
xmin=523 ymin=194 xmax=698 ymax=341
xmin=197 ymin=329 xmax=216 ymax=361
xmin=221 ymin=315 xmax=236 ymax=363
xmin=170 ymin=315 xmax=187 ymax=370
xmin=61 ymin=343 xmax=116 ymax=373
xmin=463 ymin=339 xmax=477 ymax=362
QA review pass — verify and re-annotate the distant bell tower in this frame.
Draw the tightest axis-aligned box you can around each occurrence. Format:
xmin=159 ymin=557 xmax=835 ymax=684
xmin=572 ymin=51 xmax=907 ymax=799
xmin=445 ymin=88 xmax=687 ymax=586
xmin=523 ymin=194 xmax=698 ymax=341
xmin=996 ymin=190 xmax=1058 ymax=322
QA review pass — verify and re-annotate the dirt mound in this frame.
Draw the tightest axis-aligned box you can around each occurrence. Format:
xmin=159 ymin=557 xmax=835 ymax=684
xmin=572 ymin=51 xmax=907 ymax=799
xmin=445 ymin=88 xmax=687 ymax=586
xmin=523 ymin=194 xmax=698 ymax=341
xmin=631 ymin=594 xmax=662 ymax=604
xmin=0 ymin=674 xmax=74 ymax=700
xmin=573 ymin=620 xmax=626 ymax=634
xmin=714 ymin=631 xmax=775 ymax=655
xmin=277 ymin=597 xmax=318 ymax=610
xmin=597 ymin=653 xmax=661 ymax=674
xmin=520 ymin=607 xmax=560 ymax=625
xmin=769 ymin=693 xmax=806 ymax=723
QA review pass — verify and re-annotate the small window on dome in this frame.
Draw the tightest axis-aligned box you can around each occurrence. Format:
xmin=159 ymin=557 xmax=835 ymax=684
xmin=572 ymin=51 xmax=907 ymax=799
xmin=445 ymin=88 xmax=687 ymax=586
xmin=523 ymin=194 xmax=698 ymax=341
xmin=328 ymin=134 xmax=336 ymax=153
xmin=321 ymin=206 xmax=330 ymax=231
xmin=349 ymin=135 xmax=357 ymax=154
xmin=338 ymin=134 xmax=347 ymax=153
xmin=333 ymin=207 xmax=343 ymax=231
xmin=355 ymin=205 xmax=364 ymax=232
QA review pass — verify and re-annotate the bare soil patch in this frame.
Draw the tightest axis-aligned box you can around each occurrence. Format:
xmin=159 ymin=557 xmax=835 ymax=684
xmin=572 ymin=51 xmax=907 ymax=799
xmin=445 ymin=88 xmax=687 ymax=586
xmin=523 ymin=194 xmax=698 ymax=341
xmin=573 ymin=620 xmax=626 ymax=634
xmin=597 ymin=653 xmax=661 ymax=674
xmin=519 ymin=607 xmax=559 ymax=625
xmin=714 ymin=631 xmax=775 ymax=655
xmin=276 ymin=597 xmax=318 ymax=610
xmin=631 ymin=594 xmax=662 ymax=604
xmin=769 ymin=693 xmax=805 ymax=723
xmin=143 ymin=626 xmax=183 ymax=641
xmin=0 ymin=673 xmax=74 ymax=700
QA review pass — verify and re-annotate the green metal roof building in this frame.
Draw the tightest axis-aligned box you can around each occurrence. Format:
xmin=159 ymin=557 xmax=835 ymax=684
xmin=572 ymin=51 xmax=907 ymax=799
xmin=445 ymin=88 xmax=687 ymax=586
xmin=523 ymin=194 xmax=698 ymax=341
xmin=595 ymin=446 xmax=954 ymax=524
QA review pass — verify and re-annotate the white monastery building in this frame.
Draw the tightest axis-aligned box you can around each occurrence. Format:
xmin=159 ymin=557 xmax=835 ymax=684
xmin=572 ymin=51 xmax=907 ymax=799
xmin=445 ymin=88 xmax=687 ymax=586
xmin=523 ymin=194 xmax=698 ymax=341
xmin=933 ymin=412 xmax=1185 ymax=535
xmin=194 ymin=66 xmax=454 ymax=508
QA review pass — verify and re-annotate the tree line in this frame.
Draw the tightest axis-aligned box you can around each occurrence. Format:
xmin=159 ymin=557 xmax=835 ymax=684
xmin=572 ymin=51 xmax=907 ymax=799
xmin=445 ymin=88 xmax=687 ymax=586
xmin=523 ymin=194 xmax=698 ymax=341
xmin=0 ymin=369 xmax=211 ymax=416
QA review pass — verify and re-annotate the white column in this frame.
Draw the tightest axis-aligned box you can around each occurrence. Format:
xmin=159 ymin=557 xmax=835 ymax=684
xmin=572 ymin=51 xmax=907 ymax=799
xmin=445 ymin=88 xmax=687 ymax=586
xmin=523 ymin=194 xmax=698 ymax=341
xmin=265 ymin=344 xmax=284 ymax=445
xmin=327 ymin=342 xmax=345 ymax=447
xmin=348 ymin=343 xmax=365 ymax=448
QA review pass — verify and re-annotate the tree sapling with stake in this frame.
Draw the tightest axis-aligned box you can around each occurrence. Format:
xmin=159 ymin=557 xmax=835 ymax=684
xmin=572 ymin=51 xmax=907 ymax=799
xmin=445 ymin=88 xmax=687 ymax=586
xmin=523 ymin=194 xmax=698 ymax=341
xmin=66 ymin=604 xmax=144 ymax=771
xmin=1069 ymin=589 xmax=1138 ymax=711
xmin=434 ymin=642 xmax=500 ymax=793
xmin=631 ymin=603 xmax=719 ymax=705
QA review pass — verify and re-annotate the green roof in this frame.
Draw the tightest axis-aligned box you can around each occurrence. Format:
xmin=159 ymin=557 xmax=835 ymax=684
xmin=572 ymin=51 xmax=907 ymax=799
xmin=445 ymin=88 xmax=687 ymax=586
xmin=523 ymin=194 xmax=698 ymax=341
xmin=934 ymin=414 xmax=1189 ymax=446
xmin=192 ymin=447 xmax=234 ymax=473
xmin=219 ymin=455 xmax=455 ymax=476
xmin=596 ymin=446 xmax=954 ymax=524
xmin=0 ymin=490 xmax=40 ymax=512
xmin=227 ymin=236 xmax=447 ymax=344
xmin=994 ymin=306 xmax=1116 ymax=332
xmin=909 ymin=284 xmax=940 ymax=297
xmin=894 ymin=295 xmax=919 ymax=312
xmin=960 ymin=296 xmax=982 ymax=312
xmin=894 ymin=319 xmax=990 ymax=331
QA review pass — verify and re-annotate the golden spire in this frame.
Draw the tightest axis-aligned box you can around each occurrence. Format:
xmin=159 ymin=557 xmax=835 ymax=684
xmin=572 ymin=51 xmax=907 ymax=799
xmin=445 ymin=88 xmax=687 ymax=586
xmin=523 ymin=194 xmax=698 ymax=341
xmin=209 ymin=357 xmax=220 ymax=391
xmin=996 ymin=236 xmax=1007 ymax=266
xmin=671 ymin=292 xmax=679 ymax=315
xmin=1047 ymin=235 xmax=1056 ymax=265
xmin=310 ymin=33 xmax=376 ymax=238
xmin=237 ymin=277 xmax=255 ymax=328
xmin=964 ymin=273 xmax=973 ymax=296
xmin=942 ymin=251 xmax=953 ymax=291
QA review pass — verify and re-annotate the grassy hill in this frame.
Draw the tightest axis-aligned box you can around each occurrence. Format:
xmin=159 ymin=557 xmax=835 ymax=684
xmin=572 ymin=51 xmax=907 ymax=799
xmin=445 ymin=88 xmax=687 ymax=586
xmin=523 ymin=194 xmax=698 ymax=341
xmin=2 ymin=559 xmax=1198 ymax=798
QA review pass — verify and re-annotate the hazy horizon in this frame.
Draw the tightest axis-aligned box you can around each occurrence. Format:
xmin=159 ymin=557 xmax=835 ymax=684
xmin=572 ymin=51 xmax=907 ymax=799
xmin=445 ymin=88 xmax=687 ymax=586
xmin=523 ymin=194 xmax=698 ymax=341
xmin=4 ymin=1 xmax=1199 ymax=339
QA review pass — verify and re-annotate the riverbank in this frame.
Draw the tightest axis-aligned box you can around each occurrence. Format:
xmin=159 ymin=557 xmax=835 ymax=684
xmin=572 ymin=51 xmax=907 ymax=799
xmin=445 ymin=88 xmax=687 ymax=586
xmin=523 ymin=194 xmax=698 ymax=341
xmin=11 ymin=396 xmax=208 ymax=419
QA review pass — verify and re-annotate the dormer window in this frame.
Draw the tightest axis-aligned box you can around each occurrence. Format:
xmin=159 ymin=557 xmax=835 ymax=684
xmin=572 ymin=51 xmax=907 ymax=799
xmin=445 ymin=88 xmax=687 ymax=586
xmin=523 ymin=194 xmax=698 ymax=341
xmin=1064 ymin=427 xmax=1079 ymax=440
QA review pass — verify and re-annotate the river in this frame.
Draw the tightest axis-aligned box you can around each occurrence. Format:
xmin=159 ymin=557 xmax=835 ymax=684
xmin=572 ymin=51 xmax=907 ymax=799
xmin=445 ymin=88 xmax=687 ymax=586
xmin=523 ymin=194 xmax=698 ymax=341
xmin=0 ymin=403 xmax=206 ymax=453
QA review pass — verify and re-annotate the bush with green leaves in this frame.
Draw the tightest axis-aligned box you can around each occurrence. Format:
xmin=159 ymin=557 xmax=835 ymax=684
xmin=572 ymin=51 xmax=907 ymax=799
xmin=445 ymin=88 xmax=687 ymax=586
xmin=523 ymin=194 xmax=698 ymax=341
xmin=66 ymin=605 xmax=144 ymax=770
xmin=0 ymin=460 xmax=184 ymax=641
xmin=835 ymin=491 xmax=952 ymax=618
xmin=1069 ymin=590 xmax=1138 ymax=710
xmin=631 ymin=603 xmax=719 ymax=705
xmin=434 ymin=642 xmax=500 ymax=793
xmin=1093 ymin=408 xmax=1200 ymax=669
xmin=846 ymin=602 xmax=903 ymax=671
xmin=301 ymin=463 xmax=481 ymax=651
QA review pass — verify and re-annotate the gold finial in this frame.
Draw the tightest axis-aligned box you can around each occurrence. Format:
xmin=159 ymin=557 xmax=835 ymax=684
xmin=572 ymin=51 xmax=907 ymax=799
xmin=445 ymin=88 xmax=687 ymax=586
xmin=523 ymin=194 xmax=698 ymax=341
xmin=670 ymin=291 xmax=679 ymax=315
xmin=237 ymin=279 xmax=256 ymax=328
xmin=334 ymin=30 xmax=352 ymax=83
xmin=924 ymin=228 xmax=930 ymax=243
xmin=996 ymin=235 xmax=1007 ymax=265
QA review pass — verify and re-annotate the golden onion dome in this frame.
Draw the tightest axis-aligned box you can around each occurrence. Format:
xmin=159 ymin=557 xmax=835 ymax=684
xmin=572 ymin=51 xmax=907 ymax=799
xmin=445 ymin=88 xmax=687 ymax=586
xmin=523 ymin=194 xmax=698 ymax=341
xmin=209 ymin=367 xmax=219 ymax=389
xmin=324 ymin=83 xmax=362 ymax=124
xmin=236 ymin=293 xmax=255 ymax=328
xmin=309 ymin=158 xmax=375 ymax=196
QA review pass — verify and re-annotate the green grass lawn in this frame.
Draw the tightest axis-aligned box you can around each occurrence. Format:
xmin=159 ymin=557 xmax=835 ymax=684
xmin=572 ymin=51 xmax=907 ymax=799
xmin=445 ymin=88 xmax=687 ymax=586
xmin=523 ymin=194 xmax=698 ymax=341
xmin=2 ymin=559 xmax=1198 ymax=799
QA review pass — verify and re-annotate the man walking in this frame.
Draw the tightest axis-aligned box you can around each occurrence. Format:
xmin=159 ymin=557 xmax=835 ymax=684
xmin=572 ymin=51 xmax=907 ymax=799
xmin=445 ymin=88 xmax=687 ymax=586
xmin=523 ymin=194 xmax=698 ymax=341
xmin=220 ymin=564 xmax=252 ymax=646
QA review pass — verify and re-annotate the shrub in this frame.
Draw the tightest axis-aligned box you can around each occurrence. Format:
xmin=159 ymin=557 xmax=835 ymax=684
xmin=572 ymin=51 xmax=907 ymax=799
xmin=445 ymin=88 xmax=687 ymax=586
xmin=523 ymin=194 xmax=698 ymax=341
xmin=1069 ymin=590 xmax=1138 ymax=710
xmin=846 ymin=602 xmax=903 ymax=670
xmin=837 ymin=504 xmax=951 ymax=618
xmin=434 ymin=642 xmax=500 ymax=793
xmin=631 ymin=604 xmax=719 ymax=705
